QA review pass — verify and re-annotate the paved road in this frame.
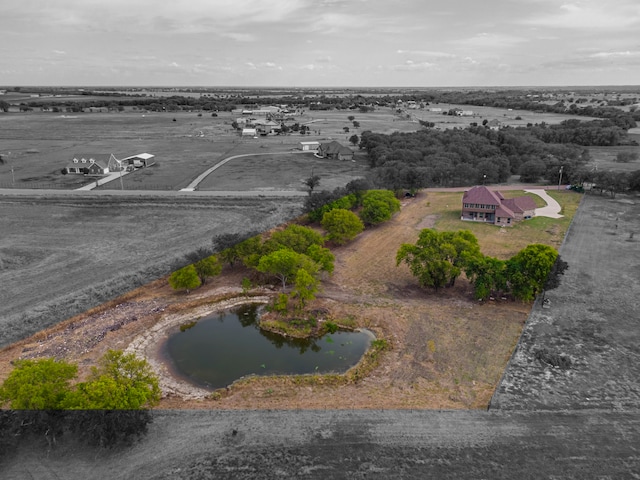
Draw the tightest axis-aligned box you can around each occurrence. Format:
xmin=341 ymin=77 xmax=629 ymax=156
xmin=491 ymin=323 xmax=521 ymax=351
xmin=0 ymin=188 xmax=308 ymax=197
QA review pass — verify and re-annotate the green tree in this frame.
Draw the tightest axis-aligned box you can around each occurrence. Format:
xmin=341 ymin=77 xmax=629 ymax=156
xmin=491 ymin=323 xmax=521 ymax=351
xmin=168 ymin=264 xmax=201 ymax=293
xmin=506 ymin=244 xmax=558 ymax=301
xmin=291 ymin=268 xmax=320 ymax=310
xmin=306 ymin=243 xmax=335 ymax=274
xmin=257 ymin=249 xmax=319 ymax=290
xmin=193 ymin=255 xmax=222 ymax=285
xmin=321 ymin=208 xmax=364 ymax=245
xmin=265 ymin=224 xmax=324 ymax=254
xmin=397 ymin=229 xmax=481 ymax=291
xmin=0 ymin=358 xmax=77 ymax=409
xmin=70 ymin=350 xmax=160 ymax=410
xmin=349 ymin=134 xmax=360 ymax=146
xmin=360 ymin=190 xmax=400 ymax=226
xmin=464 ymin=254 xmax=507 ymax=300
xmin=233 ymin=234 xmax=265 ymax=268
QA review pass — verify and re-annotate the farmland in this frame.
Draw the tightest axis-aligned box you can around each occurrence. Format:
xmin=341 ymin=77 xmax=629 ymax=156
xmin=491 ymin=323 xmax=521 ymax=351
xmin=1 ymin=96 xmax=640 ymax=476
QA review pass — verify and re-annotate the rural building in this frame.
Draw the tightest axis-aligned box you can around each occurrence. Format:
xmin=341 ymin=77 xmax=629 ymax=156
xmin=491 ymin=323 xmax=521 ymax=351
xmin=120 ymin=153 xmax=156 ymax=169
xmin=300 ymin=141 xmax=320 ymax=151
xmin=486 ymin=119 xmax=502 ymax=130
xmin=241 ymin=128 xmax=257 ymax=137
xmin=65 ymin=154 xmax=119 ymax=175
xmin=461 ymin=186 xmax=536 ymax=226
xmin=254 ymin=120 xmax=281 ymax=135
xmin=316 ymin=141 xmax=354 ymax=161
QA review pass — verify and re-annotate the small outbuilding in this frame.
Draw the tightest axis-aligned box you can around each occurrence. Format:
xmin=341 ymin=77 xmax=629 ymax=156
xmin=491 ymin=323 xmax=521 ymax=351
xmin=119 ymin=153 xmax=156 ymax=169
xmin=300 ymin=141 xmax=320 ymax=152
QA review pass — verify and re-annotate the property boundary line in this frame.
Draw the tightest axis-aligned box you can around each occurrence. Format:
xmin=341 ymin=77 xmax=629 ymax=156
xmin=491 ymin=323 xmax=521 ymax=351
xmin=487 ymin=192 xmax=586 ymax=410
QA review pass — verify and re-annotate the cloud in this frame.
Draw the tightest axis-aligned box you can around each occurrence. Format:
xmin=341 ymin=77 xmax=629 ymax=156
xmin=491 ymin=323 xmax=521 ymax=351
xmin=391 ymin=60 xmax=437 ymax=71
xmin=397 ymin=50 xmax=457 ymax=59
xmin=522 ymin=1 xmax=640 ymax=29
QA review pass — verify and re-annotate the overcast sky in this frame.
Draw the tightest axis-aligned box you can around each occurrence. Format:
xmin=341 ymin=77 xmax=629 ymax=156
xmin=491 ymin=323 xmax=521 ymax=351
xmin=1 ymin=0 xmax=639 ymax=87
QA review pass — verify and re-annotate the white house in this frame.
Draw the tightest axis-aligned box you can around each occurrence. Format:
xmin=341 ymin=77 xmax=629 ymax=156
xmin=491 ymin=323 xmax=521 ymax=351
xmin=65 ymin=154 xmax=119 ymax=175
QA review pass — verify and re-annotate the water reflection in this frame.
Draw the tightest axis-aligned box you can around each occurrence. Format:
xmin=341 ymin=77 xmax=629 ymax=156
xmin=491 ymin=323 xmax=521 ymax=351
xmin=163 ymin=303 xmax=373 ymax=390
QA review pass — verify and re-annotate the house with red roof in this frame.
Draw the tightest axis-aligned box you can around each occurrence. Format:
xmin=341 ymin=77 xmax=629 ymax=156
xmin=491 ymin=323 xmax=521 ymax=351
xmin=461 ymin=186 xmax=537 ymax=226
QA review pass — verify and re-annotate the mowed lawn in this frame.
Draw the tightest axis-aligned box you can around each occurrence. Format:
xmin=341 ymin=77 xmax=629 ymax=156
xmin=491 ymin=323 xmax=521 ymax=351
xmin=426 ymin=189 xmax=583 ymax=259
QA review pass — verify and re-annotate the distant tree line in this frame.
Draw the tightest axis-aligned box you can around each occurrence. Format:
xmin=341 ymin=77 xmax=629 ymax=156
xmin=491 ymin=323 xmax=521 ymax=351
xmin=357 ymin=125 xmax=594 ymax=189
xmin=6 ymin=89 xmax=638 ymax=128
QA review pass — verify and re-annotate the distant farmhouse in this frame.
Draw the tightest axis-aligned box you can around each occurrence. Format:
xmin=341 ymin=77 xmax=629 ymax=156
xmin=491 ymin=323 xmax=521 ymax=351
xmin=65 ymin=154 xmax=119 ymax=175
xmin=316 ymin=141 xmax=354 ymax=161
xmin=64 ymin=153 xmax=154 ymax=175
xmin=461 ymin=186 xmax=537 ymax=227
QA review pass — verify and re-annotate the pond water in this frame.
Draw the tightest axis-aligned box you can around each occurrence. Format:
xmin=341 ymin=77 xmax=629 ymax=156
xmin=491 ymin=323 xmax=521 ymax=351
xmin=163 ymin=303 xmax=374 ymax=390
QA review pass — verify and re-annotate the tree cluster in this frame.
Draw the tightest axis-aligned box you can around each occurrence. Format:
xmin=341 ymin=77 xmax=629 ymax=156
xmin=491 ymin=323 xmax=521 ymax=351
xmin=358 ymin=122 xmax=603 ymax=190
xmin=397 ymin=229 xmax=566 ymax=302
xmin=0 ymin=350 xmax=160 ymax=451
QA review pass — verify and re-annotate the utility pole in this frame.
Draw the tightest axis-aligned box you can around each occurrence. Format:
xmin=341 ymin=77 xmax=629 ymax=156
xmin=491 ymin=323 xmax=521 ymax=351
xmin=558 ymin=165 xmax=564 ymax=190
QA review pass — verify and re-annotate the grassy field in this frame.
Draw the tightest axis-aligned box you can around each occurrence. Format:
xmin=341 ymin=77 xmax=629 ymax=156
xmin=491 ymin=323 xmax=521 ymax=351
xmin=0 ymin=105 xmax=616 ymax=190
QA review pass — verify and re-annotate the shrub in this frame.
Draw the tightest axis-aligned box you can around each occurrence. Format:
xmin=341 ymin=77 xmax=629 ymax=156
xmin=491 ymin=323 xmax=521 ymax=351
xmin=321 ymin=208 xmax=364 ymax=245
xmin=359 ymin=190 xmax=400 ymax=226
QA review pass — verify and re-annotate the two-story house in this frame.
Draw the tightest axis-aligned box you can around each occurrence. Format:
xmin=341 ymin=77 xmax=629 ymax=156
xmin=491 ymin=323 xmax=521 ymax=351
xmin=461 ymin=186 xmax=537 ymax=226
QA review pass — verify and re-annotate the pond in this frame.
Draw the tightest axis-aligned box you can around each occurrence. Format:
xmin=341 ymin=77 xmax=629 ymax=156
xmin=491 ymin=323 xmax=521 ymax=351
xmin=163 ymin=303 xmax=374 ymax=390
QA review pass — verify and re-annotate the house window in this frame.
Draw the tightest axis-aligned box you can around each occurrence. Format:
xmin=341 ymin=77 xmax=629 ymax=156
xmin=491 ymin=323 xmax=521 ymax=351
xmin=73 ymin=159 xmax=78 ymax=163
xmin=507 ymin=218 xmax=511 ymax=224
xmin=81 ymin=159 xmax=87 ymax=163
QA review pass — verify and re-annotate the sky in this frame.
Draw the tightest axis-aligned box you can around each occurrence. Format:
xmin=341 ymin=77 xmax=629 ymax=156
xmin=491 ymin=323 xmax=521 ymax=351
xmin=1 ymin=0 xmax=640 ymax=87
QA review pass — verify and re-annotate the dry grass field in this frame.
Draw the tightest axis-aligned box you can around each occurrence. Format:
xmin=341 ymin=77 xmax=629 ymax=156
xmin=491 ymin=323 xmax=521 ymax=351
xmin=0 ymin=190 xmax=582 ymax=412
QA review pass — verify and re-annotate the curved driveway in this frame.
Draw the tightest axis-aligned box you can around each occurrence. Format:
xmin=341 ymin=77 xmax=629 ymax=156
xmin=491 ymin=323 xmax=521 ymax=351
xmin=181 ymin=150 xmax=314 ymax=191
xmin=525 ymin=188 xmax=564 ymax=218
